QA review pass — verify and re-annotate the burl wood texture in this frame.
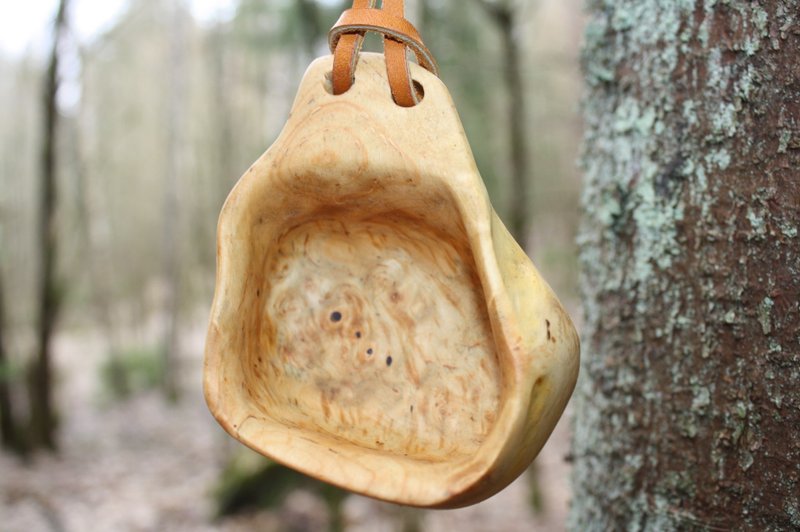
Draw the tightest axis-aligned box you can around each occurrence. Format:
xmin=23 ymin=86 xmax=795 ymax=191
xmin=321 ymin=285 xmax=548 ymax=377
xmin=204 ymin=53 xmax=579 ymax=508
xmin=262 ymin=216 xmax=500 ymax=459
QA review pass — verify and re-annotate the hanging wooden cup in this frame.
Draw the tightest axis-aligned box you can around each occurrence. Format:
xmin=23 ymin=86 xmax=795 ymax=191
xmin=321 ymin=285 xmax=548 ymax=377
xmin=204 ymin=26 xmax=579 ymax=508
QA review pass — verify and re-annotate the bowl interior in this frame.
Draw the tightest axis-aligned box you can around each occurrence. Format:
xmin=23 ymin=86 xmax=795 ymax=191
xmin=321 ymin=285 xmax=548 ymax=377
xmin=228 ymin=178 xmax=503 ymax=463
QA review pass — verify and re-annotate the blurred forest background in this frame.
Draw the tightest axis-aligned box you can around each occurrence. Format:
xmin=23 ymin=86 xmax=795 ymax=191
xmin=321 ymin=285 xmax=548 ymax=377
xmin=0 ymin=0 xmax=584 ymax=529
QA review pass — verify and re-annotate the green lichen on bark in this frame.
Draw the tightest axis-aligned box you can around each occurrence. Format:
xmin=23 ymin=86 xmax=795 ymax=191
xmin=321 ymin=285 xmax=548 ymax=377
xmin=571 ymin=0 xmax=800 ymax=530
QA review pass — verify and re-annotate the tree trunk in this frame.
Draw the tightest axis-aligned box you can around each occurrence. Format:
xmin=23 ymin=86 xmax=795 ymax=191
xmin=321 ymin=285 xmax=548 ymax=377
xmin=497 ymin=9 xmax=529 ymax=246
xmin=474 ymin=0 xmax=530 ymax=244
xmin=73 ymin=87 xmax=124 ymax=396
xmin=0 ymin=255 xmax=18 ymax=451
xmin=161 ymin=0 xmax=186 ymax=402
xmin=30 ymin=0 xmax=69 ymax=451
xmin=296 ymin=0 xmax=323 ymax=60
xmin=571 ymin=1 xmax=799 ymax=530
xmin=210 ymin=25 xmax=235 ymax=209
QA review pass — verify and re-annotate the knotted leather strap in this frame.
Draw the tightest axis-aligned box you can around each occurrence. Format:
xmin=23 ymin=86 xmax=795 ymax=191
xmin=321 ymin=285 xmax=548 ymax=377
xmin=329 ymin=0 xmax=438 ymax=107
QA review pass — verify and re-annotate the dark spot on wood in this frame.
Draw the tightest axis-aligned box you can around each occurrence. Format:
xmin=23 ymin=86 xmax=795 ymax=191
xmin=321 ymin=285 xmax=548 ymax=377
xmin=386 ymin=356 xmax=393 ymax=366
xmin=546 ymin=319 xmax=551 ymax=340
xmin=356 ymin=331 xmax=361 ymax=338
xmin=367 ymin=348 xmax=373 ymax=355
xmin=256 ymin=289 xmax=260 ymax=297
xmin=330 ymin=311 xmax=342 ymax=322
xmin=410 ymin=405 xmax=414 ymax=413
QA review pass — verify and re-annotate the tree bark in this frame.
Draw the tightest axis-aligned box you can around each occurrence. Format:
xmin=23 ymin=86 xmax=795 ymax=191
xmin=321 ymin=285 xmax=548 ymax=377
xmin=571 ymin=1 xmax=800 ymax=530
xmin=30 ymin=0 xmax=69 ymax=451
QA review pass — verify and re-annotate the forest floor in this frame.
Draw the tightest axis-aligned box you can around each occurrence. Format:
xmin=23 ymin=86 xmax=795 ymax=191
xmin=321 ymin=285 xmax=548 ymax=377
xmin=0 ymin=314 xmax=573 ymax=532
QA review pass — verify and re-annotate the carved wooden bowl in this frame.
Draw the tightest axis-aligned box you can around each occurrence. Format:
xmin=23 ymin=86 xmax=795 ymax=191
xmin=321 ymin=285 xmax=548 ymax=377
xmin=204 ymin=53 xmax=579 ymax=508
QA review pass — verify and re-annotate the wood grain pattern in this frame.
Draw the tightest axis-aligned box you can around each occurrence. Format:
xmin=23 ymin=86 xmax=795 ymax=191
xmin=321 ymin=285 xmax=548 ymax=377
xmin=258 ymin=215 xmax=500 ymax=460
xmin=204 ymin=53 xmax=580 ymax=508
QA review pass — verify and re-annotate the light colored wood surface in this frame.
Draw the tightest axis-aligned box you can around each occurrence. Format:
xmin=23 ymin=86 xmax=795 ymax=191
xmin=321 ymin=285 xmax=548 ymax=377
xmin=204 ymin=53 xmax=580 ymax=508
xmin=262 ymin=216 xmax=501 ymax=460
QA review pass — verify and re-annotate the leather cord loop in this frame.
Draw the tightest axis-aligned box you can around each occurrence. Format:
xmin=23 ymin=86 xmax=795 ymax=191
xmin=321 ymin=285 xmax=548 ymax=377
xmin=329 ymin=9 xmax=438 ymax=75
xmin=328 ymin=0 xmax=438 ymax=107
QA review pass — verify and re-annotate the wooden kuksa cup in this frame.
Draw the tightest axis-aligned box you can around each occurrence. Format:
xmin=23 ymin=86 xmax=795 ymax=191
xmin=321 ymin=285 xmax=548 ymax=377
xmin=204 ymin=50 xmax=579 ymax=507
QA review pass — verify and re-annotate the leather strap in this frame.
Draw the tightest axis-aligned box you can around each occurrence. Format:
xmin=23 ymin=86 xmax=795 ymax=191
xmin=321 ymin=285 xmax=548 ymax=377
xmin=329 ymin=0 xmax=438 ymax=107
xmin=331 ymin=0 xmax=375 ymax=102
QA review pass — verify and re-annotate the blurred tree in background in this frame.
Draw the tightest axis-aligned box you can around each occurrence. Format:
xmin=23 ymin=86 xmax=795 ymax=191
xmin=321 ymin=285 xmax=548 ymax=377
xmin=0 ymin=0 xmax=71 ymax=454
xmin=29 ymin=0 xmax=70 ymax=452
